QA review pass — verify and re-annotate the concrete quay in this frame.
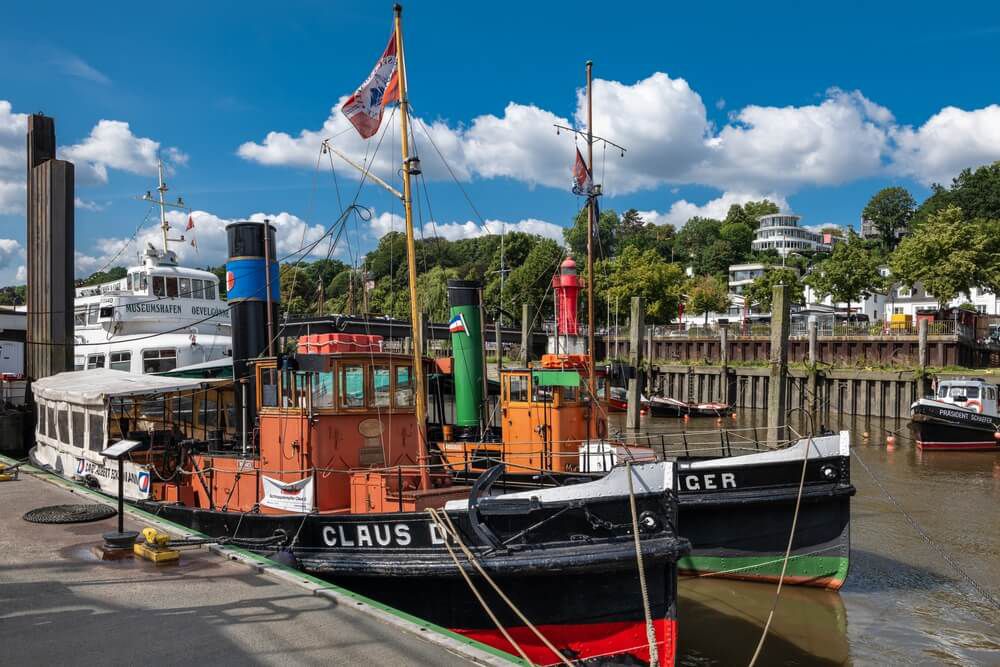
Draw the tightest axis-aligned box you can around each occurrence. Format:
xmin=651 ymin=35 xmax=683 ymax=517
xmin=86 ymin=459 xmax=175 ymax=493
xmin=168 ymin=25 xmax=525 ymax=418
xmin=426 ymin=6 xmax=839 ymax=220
xmin=0 ymin=464 xmax=514 ymax=666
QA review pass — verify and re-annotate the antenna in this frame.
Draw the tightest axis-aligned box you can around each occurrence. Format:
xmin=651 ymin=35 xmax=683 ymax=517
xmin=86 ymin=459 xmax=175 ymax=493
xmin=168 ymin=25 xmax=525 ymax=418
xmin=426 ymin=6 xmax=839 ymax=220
xmin=138 ymin=157 xmax=190 ymax=256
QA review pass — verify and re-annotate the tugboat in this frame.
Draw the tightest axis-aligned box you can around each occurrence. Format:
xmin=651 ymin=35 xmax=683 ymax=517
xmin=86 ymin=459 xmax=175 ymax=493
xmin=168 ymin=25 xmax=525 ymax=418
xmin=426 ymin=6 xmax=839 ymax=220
xmin=910 ymin=377 xmax=1000 ymax=450
xmin=30 ymin=11 xmax=688 ymax=664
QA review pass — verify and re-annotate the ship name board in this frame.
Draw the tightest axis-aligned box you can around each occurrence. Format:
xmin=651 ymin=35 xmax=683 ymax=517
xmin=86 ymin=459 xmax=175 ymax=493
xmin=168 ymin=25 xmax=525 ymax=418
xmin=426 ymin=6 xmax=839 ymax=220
xmin=191 ymin=306 xmax=229 ymax=318
xmin=125 ymin=302 xmax=183 ymax=315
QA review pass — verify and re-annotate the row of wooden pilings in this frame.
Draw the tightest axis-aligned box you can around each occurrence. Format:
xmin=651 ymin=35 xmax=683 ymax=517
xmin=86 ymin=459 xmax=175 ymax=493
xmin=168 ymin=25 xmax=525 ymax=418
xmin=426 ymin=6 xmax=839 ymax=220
xmin=621 ymin=288 xmax=956 ymax=440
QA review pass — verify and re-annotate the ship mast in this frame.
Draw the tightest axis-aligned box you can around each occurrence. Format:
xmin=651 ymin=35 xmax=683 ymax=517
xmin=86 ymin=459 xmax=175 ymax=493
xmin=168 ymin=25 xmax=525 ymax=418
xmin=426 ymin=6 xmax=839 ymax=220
xmin=585 ymin=62 xmax=597 ymax=420
xmin=142 ymin=158 xmax=188 ymax=257
xmin=394 ymin=4 xmax=431 ymax=492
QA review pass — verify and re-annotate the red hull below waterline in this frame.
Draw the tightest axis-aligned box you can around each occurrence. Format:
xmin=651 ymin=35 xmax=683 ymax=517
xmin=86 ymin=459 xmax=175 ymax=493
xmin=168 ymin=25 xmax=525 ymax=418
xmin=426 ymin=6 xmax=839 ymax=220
xmin=453 ymin=617 xmax=676 ymax=666
xmin=917 ymin=440 xmax=1000 ymax=451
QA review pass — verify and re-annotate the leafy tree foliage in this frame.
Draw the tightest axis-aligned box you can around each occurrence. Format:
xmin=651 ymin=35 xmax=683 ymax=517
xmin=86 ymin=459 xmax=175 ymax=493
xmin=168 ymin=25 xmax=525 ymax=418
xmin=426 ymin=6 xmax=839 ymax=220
xmin=76 ymin=266 xmax=127 ymax=287
xmin=594 ymin=245 xmax=685 ymax=323
xmin=685 ymin=275 xmax=730 ymax=324
xmin=743 ymin=267 xmax=804 ymax=312
xmin=723 ymin=200 xmax=779 ymax=229
xmin=806 ymin=232 xmax=887 ymax=312
xmin=563 ymin=207 xmax=619 ymax=262
xmin=889 ymin=206 xmax=993 ymax=308
xmin=913 ymin=161 xmax=1000 ymax=225
xmin=0 ymin=285 xmax=25 ymax=306
xmin=862 ymin=186 xmax=915 ymax=250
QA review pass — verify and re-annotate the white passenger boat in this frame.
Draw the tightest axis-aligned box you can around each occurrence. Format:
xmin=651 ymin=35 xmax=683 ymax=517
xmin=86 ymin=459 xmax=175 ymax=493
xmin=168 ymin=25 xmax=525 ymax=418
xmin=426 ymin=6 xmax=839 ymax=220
xmin=73 ymin=163 xmax=232 ymax=374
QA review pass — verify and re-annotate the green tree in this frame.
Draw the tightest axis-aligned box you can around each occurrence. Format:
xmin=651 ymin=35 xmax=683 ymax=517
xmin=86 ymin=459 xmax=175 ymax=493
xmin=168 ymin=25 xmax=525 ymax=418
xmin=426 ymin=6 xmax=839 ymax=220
xmin=889 ymin=206 xmax=990 ymax=308
xmin=594 ymin=246 xmax=685 ymax=323
xmin=744 ymin=267 xmax=804 ymax=312
xmin=724 ymin=200 xmax=780 ymax=229
xmin=862 ymin=186 xmax=916 ymax=250
xmin=685 ymin=275 xmax=730 ymax=324
xmin=914 ymin=161 xmax=1000 ymax=225
xmin=503 ymin=238 xmax=565 ymax=320
xmin=76 ymin=266 xmax=127 ymax=287
xmin=563 ymin=207 xmax=619 ymax=261
xmin=806 ymin=232 xmax=887 ymax=314
xmin=674 ymin=216 xmax=722 ymax=274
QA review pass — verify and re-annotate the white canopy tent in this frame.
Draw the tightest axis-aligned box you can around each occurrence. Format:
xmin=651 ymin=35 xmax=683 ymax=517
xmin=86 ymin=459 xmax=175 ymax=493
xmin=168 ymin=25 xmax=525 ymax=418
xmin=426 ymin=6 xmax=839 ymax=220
xmin=32 ymin=368 xmax=208 ymax=407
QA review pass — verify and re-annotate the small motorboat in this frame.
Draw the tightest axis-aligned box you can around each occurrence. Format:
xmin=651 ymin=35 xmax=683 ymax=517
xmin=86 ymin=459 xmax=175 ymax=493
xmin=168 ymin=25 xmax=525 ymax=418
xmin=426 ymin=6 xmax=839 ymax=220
xmin=608 ymin=385 xmax=628 ymax=412
xmin=645 ymin=396 xmax=732 ymax=418
xmin=910 ymin=377 xmax=1000 ymax=450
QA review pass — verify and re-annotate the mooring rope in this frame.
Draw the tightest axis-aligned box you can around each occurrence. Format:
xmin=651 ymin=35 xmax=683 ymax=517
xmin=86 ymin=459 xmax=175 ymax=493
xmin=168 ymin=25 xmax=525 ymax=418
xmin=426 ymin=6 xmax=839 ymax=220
xmin=427 ymin=507 xmax=573 ymax=667
xmin=625 ymin=462 xmax=659 ymax=667
xmin=850 ymin=447 xmax=1000 ymax=612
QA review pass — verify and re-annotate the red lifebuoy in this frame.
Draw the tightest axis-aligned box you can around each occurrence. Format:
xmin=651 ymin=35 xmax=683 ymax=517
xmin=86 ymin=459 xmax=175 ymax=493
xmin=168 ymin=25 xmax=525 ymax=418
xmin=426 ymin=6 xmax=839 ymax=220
xmin=968 ymin=399 xmax=983 ymax=413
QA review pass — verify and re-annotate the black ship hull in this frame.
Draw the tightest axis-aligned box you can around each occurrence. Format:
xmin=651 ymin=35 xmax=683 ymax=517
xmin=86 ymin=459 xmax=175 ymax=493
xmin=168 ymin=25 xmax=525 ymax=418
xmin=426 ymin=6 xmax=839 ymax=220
xmin=910 ymin=400 xmax=1000 ymax=450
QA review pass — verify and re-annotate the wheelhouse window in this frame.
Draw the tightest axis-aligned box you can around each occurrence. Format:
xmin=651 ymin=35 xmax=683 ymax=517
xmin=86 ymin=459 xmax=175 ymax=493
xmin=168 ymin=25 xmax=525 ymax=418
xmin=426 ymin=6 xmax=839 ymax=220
xmin=86 ymin=354 xmax=105 ymax=370
xmin=127 ymin=273 xmax=133 ymax=290
xmin=532 ymin=380 xmax=552 ymax=403
xmin=260 ymin=368 xmax=278 ymax=407
xmin=311 ymin=371 xmax=334 ymax=408
xmin=142 ymin=349 xmax=177 ymax=373
xmin=165 ymin=277 xmax=179 ymax=297
xmin=204 ymin=281 xmax=217 ymax=300
xmin=507 ymin=374 xmax=529 ymax=403
xmin=109 ymin=351 xmax=131 ymax=371
xmin=152 ymin=276 xmax=166 ymax=297
xmin=136 ymin=271 xmax=147 ymax=292
xmin=37 ymin=403 xmax=46 ymax=436
xmin=179 ymin=277 xmax=191 ymax=299
xmin=47 ymin=405 xmax=57 ymax=439
xmin=395 ymin=365 xmax=415 ymax=408
xmin=87 ymin=303 xmax=99 ymax=325
xmin=88 ymin=413 xmax=105 ymax=451
xmin=191 ymin=279 xmax=204 ymax=299
xmin=371 ymin=365 xmax=390 ymax=408
xmin=340 ymin=365 xmax=365 ymax=408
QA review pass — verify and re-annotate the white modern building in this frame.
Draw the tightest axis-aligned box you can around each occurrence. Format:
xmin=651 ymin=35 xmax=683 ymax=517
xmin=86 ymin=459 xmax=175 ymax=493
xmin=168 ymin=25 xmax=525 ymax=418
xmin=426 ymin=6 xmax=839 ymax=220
xmin=728 ymin=263 xmax=801 ymax=295
xmin=752 ymin=214 xmax=835 ymax=257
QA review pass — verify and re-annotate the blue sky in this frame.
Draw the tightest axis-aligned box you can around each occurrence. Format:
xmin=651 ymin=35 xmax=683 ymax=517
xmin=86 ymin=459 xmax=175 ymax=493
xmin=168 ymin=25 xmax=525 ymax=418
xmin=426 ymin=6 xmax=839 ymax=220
xmin=2 ymin=1 xmax=1000 ymax=284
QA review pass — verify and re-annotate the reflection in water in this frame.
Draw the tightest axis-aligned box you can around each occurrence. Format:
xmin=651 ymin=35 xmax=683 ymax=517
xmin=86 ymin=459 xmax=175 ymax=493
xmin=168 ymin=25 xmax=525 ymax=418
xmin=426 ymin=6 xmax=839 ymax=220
xmin=678 ymin=578 xmax=848 ymax=666
xmin=610 ymin=408 xmax=1000 ymax=666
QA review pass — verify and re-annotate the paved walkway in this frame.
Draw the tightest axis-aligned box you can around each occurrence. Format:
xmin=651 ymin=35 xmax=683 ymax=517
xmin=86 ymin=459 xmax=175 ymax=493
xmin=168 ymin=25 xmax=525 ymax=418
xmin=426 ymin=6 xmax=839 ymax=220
xmin=0 ymin=470 xmax=492 ymax=666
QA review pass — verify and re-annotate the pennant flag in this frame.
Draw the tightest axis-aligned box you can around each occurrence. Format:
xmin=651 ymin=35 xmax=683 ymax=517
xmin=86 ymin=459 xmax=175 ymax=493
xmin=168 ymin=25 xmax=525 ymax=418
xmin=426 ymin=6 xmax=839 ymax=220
xmin=572 ymin=147 xmax=593 ymax=196
xmin=448 ymin=313 xmax=469 ymax=336
xmin=185 ymin=214 xmax=195 ymax=231
xmin=190 ymin=237 xmax=199 ymax=255
xmin=341 ymin=30 xmax=400 ymax=139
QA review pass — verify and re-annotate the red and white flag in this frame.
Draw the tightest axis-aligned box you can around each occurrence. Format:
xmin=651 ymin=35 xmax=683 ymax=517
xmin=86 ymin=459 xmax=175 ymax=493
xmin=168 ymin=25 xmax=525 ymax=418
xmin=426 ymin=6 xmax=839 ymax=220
xmin=341 ymin=30 xmax=400 ymax=139
xmin=572 ymin=147 xmax=592 ymax=195
xmin=185 ymin=214 xmax=195 ymax=231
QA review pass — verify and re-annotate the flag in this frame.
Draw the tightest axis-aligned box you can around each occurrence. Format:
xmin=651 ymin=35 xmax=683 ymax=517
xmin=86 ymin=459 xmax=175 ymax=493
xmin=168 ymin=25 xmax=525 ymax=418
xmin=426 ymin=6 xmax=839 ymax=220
xmin=185 ymin=214 xmax=195 ymax=231
xmin=572 ymin=147 xmax=592 ymax=196
xmin=449 ymin=313 xmax=469 ymax=336
xmin=341 ymin=30 xmax=400 ymax=139
xmin=190 ymin=237 xmax=199 ymax=255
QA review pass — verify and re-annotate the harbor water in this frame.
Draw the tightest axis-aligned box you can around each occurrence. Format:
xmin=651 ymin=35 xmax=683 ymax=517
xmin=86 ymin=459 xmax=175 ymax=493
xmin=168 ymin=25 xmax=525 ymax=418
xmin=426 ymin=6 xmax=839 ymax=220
xmin=607 ymin=411 xmax=1000 ymax=666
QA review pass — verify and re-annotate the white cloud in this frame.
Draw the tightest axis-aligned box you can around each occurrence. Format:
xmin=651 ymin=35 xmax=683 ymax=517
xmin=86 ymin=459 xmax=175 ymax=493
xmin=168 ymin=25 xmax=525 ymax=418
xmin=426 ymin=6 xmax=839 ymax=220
xmin=15 ymin=265 xmax=25 ymax=283
xmin=61 ymin=120 xmax=188 ymax=185
xmin=639 ymin=191 xmax=790 ymax=228
xmin=74 ymin=209 xmax=333 ymax=278
xmin=367 ymin=210 xmax=564 ymax=244
xmin=75 ymin=197 xmax=107 ymax=212
xmin=0 ymin=100 xmax=188 ymax=211
xmin=891 ymin=104 xmax=1000 ymax=186
xmin=52 ymin=53 xmax=111 ymax=85
xmin=0 ymin=101 xmax=28 ymax=214
xmin=0 ymin=238 xmax=23 ymax=269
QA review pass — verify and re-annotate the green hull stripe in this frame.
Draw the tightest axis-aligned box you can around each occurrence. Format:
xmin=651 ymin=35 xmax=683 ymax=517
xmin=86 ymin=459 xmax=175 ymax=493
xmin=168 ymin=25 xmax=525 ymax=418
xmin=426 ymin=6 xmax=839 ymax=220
xmin=679 ymin=554 xmax=849 ymax=584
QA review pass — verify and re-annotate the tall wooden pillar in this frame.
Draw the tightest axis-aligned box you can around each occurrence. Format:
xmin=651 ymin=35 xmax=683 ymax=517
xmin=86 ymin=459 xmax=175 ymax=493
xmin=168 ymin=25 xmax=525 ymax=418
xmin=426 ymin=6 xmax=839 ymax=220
xmin=26 ymin=114 xmax=74 ymax=381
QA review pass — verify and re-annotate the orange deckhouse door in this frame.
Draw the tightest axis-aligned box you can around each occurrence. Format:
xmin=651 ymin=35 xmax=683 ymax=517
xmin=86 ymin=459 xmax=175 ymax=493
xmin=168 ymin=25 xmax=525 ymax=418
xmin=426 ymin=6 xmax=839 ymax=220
xmin=502 ymin=373 xmax=547 ymax=473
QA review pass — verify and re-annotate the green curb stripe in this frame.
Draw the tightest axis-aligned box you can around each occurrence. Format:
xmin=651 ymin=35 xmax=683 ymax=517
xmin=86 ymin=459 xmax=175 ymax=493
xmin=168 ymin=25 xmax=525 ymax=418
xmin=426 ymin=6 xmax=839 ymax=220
xmin=679 ymin=554 xmax=849 ymax=583
xmin=0 ymin=454 xmax=524 ymax=665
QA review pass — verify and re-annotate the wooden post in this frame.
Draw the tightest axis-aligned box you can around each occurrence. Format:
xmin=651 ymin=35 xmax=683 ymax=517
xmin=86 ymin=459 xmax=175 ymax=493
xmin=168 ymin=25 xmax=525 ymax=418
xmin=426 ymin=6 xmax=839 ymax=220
xmin=520 ymin=302 xmax=531 ymax=364
xmin=767 ymin=284 xmax=790 ymax=446
xmin=495 ymin=320 xmax=502 ymax=372
xmin=626 ymin=297 xmax=645 ymax=430
xmin=646 ymin=325 xmax=654 ymax=396
xmin=420 ymin=311 xmax=429 ymax=356
xmin=918 ymin=318 xmax=929 ymax=396
xmin=719 ymin=326 xmax=729 ymax=403
xmin=807 ymin=319 xmax=819 ymax=416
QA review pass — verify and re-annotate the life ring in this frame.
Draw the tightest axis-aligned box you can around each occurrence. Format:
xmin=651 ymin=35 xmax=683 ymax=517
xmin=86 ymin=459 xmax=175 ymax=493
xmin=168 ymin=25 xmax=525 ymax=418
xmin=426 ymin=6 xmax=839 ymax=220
xmin=967 ymin=399 xmax=983 ymax=413
xmin=596 ymin=418 xmax=608 ymax=440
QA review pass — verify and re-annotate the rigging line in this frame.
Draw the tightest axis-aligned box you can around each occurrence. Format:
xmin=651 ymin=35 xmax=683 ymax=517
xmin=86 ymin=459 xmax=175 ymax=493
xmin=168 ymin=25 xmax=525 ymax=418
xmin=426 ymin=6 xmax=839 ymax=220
xmin=850 ymin=445 xmax=1000 ymax=612
xmin=282 ymin=145 xmax=327 ymax=322
xmin=409 ymin=114 xmax=492 ymax=236
xmin=86 ymin=205 xmax=155 ymax=278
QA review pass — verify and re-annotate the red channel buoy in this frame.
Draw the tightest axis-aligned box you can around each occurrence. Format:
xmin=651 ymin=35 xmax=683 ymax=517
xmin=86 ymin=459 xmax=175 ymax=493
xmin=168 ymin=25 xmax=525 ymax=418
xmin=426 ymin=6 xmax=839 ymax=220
xmin=886 ymin=435 xmax=896 ymax=447
xmin=993 ymin=431 xmax=1000 ymax=441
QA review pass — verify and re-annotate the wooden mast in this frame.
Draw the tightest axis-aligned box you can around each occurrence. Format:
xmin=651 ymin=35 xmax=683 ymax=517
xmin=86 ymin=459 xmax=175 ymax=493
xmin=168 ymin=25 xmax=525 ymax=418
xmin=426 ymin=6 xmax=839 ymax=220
xmin=585 ymin=61 xmax=597 ymax=422
xmin=393 ymin=4 xmax=431 ymax=491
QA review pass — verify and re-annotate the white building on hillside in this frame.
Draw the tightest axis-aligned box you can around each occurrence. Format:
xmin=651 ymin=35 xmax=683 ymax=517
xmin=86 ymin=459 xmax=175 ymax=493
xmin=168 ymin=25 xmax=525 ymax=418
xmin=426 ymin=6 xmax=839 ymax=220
xmin=752 ymin=214 xmax=835 ymax=257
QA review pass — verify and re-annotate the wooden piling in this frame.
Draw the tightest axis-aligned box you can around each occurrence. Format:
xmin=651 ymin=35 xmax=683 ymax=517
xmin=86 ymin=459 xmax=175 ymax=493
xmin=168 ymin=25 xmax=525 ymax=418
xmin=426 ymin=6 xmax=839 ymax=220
xmin=626 ymin=297 xmax=645 ymax=430
xmin=767 ymin=284 xmax=790 ymax=446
